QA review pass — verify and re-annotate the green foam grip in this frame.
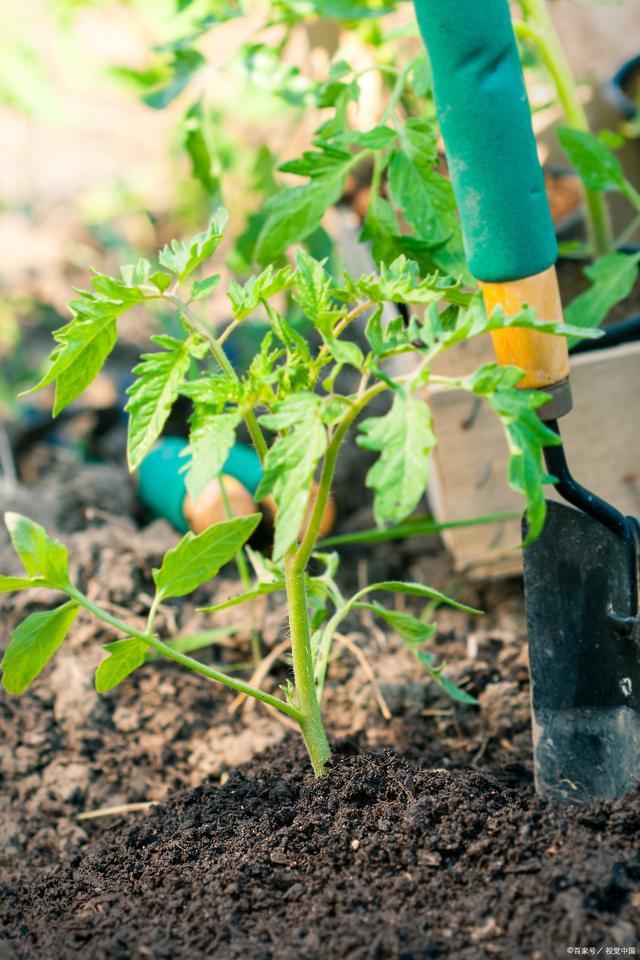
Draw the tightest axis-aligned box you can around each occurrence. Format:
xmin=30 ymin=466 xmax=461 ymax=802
xmin=137 ymin=438 xmax=264 ymax=532
xmin=413 ymin=0 xmax=557 ymax=282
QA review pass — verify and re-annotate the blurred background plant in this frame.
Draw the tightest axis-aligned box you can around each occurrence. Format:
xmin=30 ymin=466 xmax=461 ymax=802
xmin=1 ymin=0 xmax=640 ymax=469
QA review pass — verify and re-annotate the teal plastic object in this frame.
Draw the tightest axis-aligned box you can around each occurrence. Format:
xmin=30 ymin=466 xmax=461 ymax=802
xmin=138 ymin=437 xmax=190 ymax=532
xmin=137 ymin=438 xmax=264 ymax=532
xmin=412 ymin=0 xmax=557 ymax=283
xmin=221 ymin=443 xmax=264 ymax=495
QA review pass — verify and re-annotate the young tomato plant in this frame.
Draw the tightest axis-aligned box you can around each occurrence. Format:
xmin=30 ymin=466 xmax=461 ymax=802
xmin=0 ymin=213 xmax=595 ymax=775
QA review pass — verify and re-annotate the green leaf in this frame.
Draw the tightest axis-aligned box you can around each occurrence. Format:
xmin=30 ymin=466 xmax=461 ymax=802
xmin=198 ymin=580 xmax=285 ymax=613
xmin=339 ymin=125 xmax=396 ymax=149
xmin=22 ymin=302 xmax=119 ymax=415
xmin=319 ymin=511 xmax=518 ymax=548
xmin=159 ymin=210 xmax=229 ymax=281
xmin=599 ymin=129 xmax=625 ymax=150
xmin=410 ymin=53 xmax=432 ymax=97
xmin=433 ymin=297 xmax=603 ymax=352
xmin=357 ymin=601 xmax=435 ymax=645
xmin=327 ymin=59 xmax=352 ymax=81
xmin=255 ymin=175 xmax=346 ymax=266
xmin=117 ymin=258 xmax=170 ymax=294
xmin=358 ymin=581 xmax=482 ymax=614
xmin=4 ymin=513 xmax=70 ymax=589
xmin=89 ymin=270 xmax=147 ymax=302
xmin=315 ymin=78 xmax=360 ymax=137
xmin=120 ymin=258 xmax=152 ymax=287
xmin=397 ymin=117 xmax=438 ymax=168
xmin=416 ymin=650 xmax=477 ymax=704
xmin=363 ymin=309 xmax=412 ymax=358
xmin=279 ymin=142 xmax=352 ymax=179
xmin=361 ymin=194 xmax=400 ymax=267
xmin=183 ymin=99 xmax=220 ymax=195
xmin=325 ymin=336 xmax=364 ymax=369
xmin=0 ymin=575 xmax=47 ymax=592
xmin=565 ymin=252 xmax=640 ymax=343
xmin=337 ymin=255 xmax=468 ymax=307
xmin=292 ymin=249 xmax=340 ymax=336
xmin=182 ymin=409 xmax=241 ymax=500
xmin=256 ymin=393 xmax=327 ymax=559
xmin=125 ymin=335 xmax=193 ymax=471
xmin=358 ymin=392 xmax=435 ymax=525
xmin=557 ymin=126 xmax=626 ymax=192
xmin=149 ymin=271 xmax=173 ymax=293
xmin=190 ymin=275 xmax=221 ymax=302
xmin=153 ymin=513 xmax=261 ymax=600
xmin=143 ymin=48 xmax=205 ymax=110
xmin=264 ymin=303 xmax=310 ymax=362
xmin=95 ymin=638 xmax=147 ymax=693
xmin=306 ymin=0 xmax=394 ymax=19
xmin=227 ymin=264 xmax=295 ymax=320
xmin=465 ymin=364 xmax=561 ymax=542
xmin=1 ymin=602 xmax=78 ymax=695
xmin=389 ymin=150 xmax=459 ymax=248
xmin=364 ymin=305 xmax=385 ymax=355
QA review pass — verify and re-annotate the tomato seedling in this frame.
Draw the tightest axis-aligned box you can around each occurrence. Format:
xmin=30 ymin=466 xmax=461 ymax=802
xmin=0 ymin=213 xmax=595 ymax=774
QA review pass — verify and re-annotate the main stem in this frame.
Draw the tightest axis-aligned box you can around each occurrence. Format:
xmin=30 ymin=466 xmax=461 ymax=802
xmin=284 ymin=549 xmax=331 ymax=776
xmin=517 ymin=0 xmax=611 ymax=255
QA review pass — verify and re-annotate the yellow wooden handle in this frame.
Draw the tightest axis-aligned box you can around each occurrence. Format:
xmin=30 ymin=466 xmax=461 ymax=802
xmin=479 ymin=264 xmax=571 ymax=419
xmin=479 ymin=264 xmax=569 ymax=389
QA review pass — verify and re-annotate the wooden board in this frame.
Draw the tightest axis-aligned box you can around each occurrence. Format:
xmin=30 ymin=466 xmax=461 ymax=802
xmin=427 ymin=338 xmax=640 ymax=578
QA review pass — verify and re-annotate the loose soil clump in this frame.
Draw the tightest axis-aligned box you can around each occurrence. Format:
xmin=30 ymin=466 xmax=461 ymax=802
xmin=2 ymin=741 xmax=639 ymax=960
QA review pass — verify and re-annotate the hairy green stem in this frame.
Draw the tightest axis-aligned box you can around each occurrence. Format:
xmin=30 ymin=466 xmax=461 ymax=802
xmin=515 ymin=1 xmax=611 ymax=255
xmin=382 ymin=56 xmax=415 ymax=123
xmin=294 ymin=382 xmax=387 ymax=574
xmin=68 ymin=587 xmax=302 ymax=722
xmin=292 ymin=382 xmax=388 ymax=704
xmin=165 ymin=293 xmax=268 ymax=462
xmin=145 ymin=593 xmax=162 ymax=635
xmin=284 ymin=550 xmax=331 ymax=776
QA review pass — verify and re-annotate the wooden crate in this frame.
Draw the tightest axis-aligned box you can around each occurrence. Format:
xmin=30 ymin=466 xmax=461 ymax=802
xmin=427 ymin=338 xmax=640 ymax=578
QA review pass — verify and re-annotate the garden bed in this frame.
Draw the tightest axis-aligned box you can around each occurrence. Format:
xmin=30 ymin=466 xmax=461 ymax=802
xmin=1 ymin=410 xmax=639 ymax=958
xmin=2 ymin=741 xmax=640 ymax=959
xmin=0 ymin=427 xmax=527 ymax=869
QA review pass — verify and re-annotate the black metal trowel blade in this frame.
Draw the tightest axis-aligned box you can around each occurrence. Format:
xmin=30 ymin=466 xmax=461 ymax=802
xmin=524 ymin=500 xmax=640 ymax=803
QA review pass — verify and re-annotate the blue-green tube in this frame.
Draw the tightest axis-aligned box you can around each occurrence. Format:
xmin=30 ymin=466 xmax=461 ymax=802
xmin=137 ymin=438 xmax=264 ymax=532
xmin=412 ymin=0 xmax=557 ymax=282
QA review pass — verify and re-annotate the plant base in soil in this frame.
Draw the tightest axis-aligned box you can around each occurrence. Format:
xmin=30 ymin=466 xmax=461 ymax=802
xmin=2 ymin=740 xmax=639 ymax=960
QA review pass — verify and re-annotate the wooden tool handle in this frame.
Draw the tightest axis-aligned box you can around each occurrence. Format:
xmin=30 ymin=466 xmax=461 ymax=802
xmin=480 ymin=265 xmax=572 ymax=419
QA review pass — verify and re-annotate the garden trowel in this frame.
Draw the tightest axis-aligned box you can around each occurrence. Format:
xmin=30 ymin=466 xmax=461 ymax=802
xmin=414 ymin=0 xmax=640 ymax=801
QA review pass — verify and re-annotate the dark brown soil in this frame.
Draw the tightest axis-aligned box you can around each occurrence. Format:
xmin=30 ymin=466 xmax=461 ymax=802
xmin=0 ymin=437 xmax=531 ymax=881
xmin=2 ymin=741 xmax=639 ymax=960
